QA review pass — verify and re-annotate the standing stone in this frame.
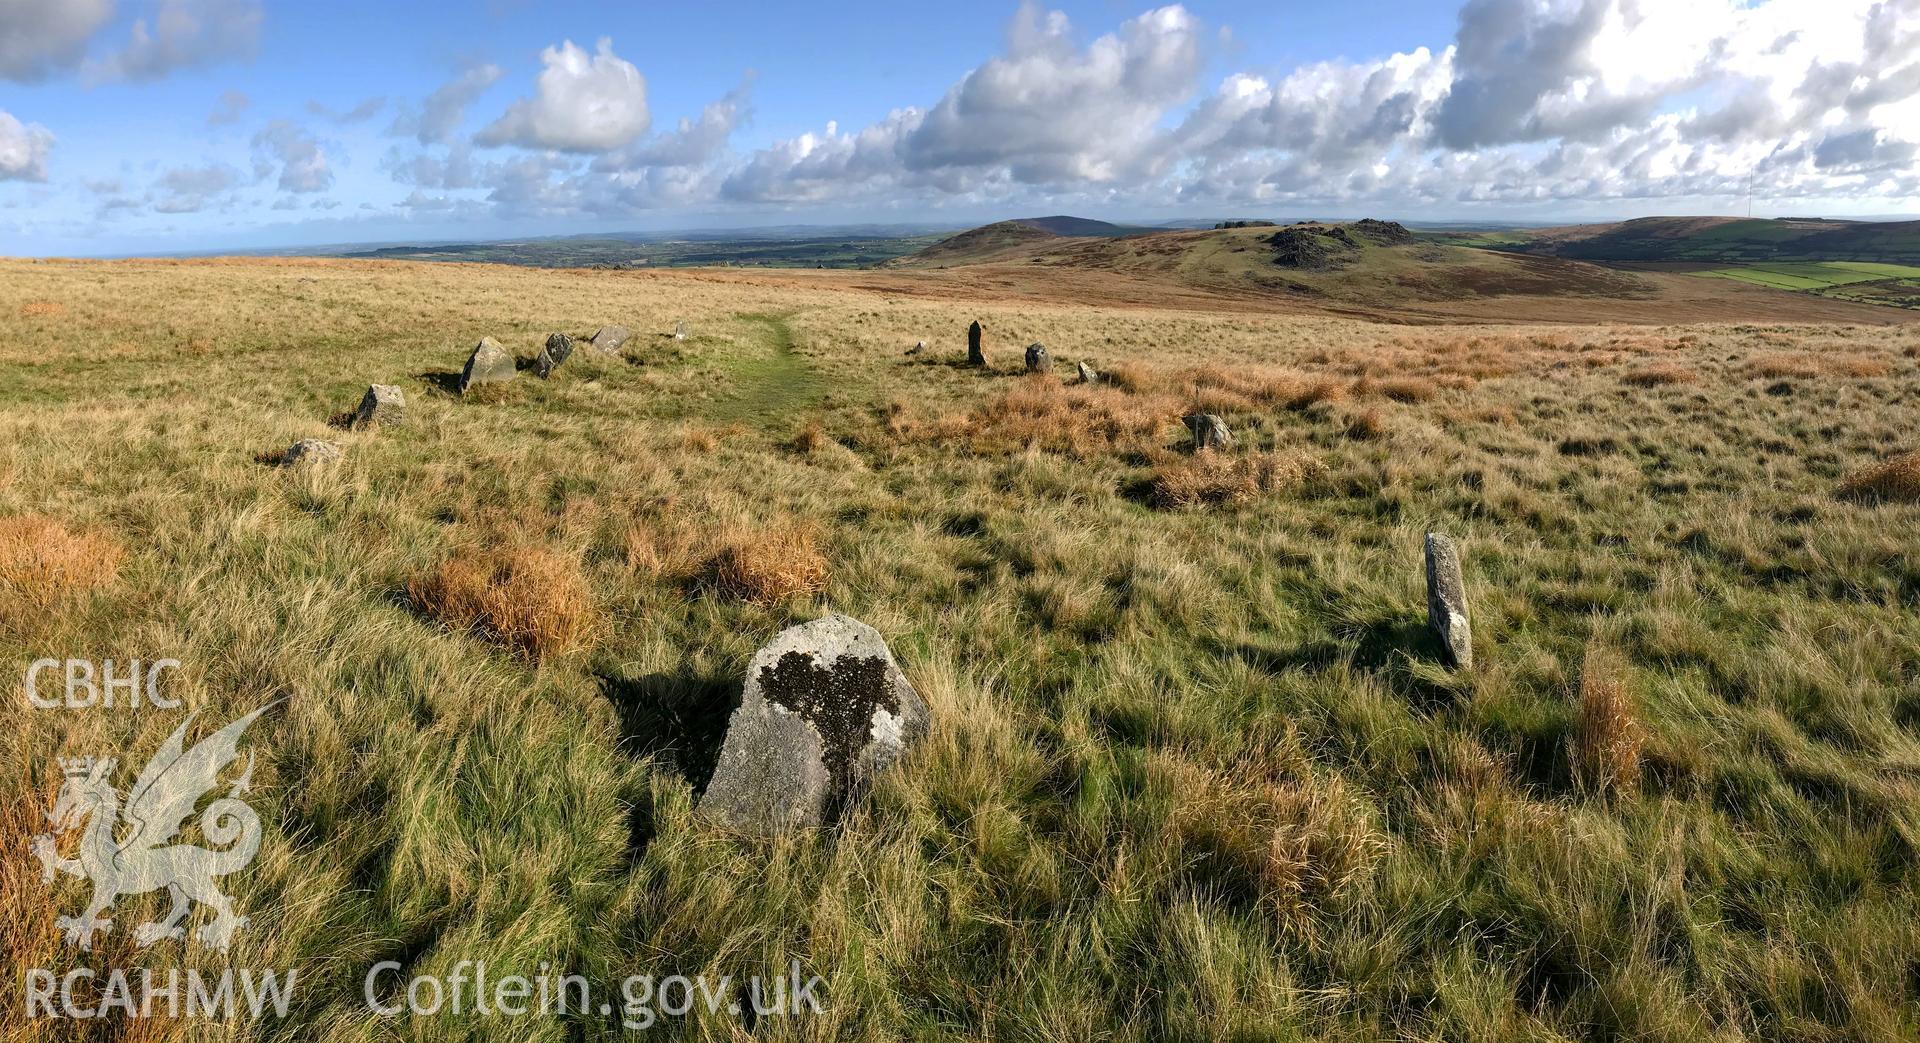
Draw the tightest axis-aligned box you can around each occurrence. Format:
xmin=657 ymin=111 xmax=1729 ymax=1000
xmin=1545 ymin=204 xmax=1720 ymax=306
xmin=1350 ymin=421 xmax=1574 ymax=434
xmin=283 ymin=439 xmax=341 ymax=467
xmin=907 ymin=340 xmax=927 ymax=356
xmin=674 ymin=321 xmax=689 ymax=341
xmin=353 ymin=384 xmax=405 ymax=428
xmin=1425 ymin=532 xmax=1473 ymax=669
xmin=590 ymin=325 xmax=631 ymax=354
xmin=535 ymin=332 xmax=573 ymax=379
xmin=699 ymin=614 xmax=930 ymax=834
xmin=1024 ymin=343 xmax=1053 ymax=374
xmin=967 ymin=320 xmax=986 ymax=366
xmin=1182 ymin=413 xmax=1233 ymax=452
xmin=459 ymin=337 xmax=516 ymax=394
xmin=1076 ymin=361 xmax=1100 ymax=384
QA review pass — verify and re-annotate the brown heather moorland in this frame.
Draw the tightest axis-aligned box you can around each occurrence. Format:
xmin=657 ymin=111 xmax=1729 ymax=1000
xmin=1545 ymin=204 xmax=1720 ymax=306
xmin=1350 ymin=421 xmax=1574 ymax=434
xmin=2 ymin=252 xmax=1919 ymax=1041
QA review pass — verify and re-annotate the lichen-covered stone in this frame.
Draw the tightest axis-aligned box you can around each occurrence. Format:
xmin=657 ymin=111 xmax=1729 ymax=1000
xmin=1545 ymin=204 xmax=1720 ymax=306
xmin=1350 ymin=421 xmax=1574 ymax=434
xmin=354 ymin=384 xmax=405 ymax=428
xmin=590 ymin=325 xmax=630 ymax=354
xmin=534 ymin=332 xmax=573 ymax=378
xmin=1182 ymin=413 xmax=1233 ymax=452
xmin=283 ymin=439 xmax=341 ymax=467
xmin=459 ymin=337 xmax=515 ymax=394
xmin=1425 ymin=531 xmax=1473 ymax=668
xmin=1076 ymin=361 xmax=1100 ymax=384
xmin=1025 ymin=343 xmax=1053 ymax=374
xmin=699 ymin=615 xmax=930 ymax=834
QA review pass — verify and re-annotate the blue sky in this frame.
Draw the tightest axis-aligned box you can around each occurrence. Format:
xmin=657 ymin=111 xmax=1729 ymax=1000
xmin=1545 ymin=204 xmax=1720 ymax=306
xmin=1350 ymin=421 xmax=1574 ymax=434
xmin=1 ymin=0 xmax=1916 ymax=256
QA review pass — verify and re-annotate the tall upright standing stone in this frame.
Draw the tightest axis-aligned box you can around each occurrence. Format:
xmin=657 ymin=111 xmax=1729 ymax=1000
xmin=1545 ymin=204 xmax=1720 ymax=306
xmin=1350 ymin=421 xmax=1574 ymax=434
xmin=459 ymin=337 xmax=516 ymax=395
xmin=967 ymin=320 xmax=986 ymax=367
xmin=535 ymin=332 xmax=573 ymax=378
xmin=1024 ymin=343 xmax=1053 ymax=374
xmin=674 ymin=321 xmax=689 ymax=341
xmin=1182 ymin=413 xmax=1233 ymax=452
xmin=353 ymin=384 xmax=406 ymax=428
xmin=590 ymin=325 xmax=630 ymax=354
xmin=1425 ymin=532 xmax=1473 ymax=668
xmin=699 ymin=615 xmax=930 ymax=834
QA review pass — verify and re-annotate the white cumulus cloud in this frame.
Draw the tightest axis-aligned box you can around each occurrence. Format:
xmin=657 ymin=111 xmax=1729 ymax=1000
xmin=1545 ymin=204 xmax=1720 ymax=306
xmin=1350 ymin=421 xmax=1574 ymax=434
xmin=0 ymin=109 xmax=53 ymax=181
xmin=252 ymin=120 xmax=332 ymax=193
xmin=477 ymin=38 xmax=650 ymax=152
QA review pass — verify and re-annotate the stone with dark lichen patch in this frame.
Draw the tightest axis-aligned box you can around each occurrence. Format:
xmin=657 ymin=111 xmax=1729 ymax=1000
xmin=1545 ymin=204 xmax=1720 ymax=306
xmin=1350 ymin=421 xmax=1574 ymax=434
xmin=698 ymin=614 xmax=929 ymax=834
xmin=758 ymin=650 xmax=897 ymax=818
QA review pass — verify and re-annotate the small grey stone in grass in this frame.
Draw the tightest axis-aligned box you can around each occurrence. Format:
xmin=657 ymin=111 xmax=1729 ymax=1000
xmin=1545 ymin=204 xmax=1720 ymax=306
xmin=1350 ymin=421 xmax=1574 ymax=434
xmin=1076 ymin=361 xmax=1100 ymax=384
xmin=534 ymin=332 xmax=573 ymax=379
xmin=590 ymin=325 xmax=630 ymax=354
xmin=459 ymin=337 xmax=516 ymax=394
xmin=673 ymin=321 xmax=689 ymax=341
xmin=353 ymin=384 xmax=405 ymax=428
xmin=1024 ymin=343 xmax=1053 ymax=374
xmin=1425 ymin=531 xmax=1473 ymax=668
xmin=907 ymin=340 xmax=926 ymax=356
xmin=283 ymin=439 xmax=341 ymax=467
xmin=967 ymin=320 xmax=985 ymax=366
xmin=1182 ymin=413 xmax=1233 ymax=452
xmin=699 ymin=614 xmax=930 ymax=834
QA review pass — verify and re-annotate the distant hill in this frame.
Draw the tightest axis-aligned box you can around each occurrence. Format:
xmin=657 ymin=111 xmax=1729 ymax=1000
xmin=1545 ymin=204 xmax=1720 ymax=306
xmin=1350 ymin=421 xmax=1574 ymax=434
xmin=1011 ymin=215 xmax=1149 ymax=237
xmin=896 ymin=216 xmax=1154 ymax=267
xmin=1440 ymin=216 xmax=1920 ymax=265
xmin=896 ymin=217 xmax=1664 ymax=308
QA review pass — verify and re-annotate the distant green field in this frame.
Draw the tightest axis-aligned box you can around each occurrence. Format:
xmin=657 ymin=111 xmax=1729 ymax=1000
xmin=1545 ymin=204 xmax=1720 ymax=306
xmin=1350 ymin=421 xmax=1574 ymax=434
xmin=1695 ymin=261 xmax=1920 ymax=288
xmin=1692 ymin=261 xmax=1920 ymax=307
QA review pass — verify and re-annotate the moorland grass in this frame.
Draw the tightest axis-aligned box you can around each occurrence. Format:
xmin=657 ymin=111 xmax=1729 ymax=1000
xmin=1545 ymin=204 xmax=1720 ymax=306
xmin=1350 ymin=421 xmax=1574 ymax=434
xmin=1 ymin=257 xmax=1919 ymax=1041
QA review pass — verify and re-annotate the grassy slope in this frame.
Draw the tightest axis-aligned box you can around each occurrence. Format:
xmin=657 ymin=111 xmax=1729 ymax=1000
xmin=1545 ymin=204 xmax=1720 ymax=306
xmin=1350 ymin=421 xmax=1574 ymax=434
xmin=4 ymin=257 xmax=1920 ymax=1040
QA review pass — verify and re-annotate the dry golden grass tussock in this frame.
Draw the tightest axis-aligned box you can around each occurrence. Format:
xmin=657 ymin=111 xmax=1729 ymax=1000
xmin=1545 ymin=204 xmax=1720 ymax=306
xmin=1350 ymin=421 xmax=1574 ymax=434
xmin=788 ymin=419 xmax=828 ymax=454
xmin=0 ymin=780 xmax=60 ymax=985
xmin=1354 ymin=375 xmax=1439 ymax=403
xmin=704 ymin=521 xmax=830 ymax=605
xmin=947 ymin=376 xmax=1178 ymax=455
xmin=1175 ymin=363 xmax=1357 ymax=411
xmin=1152 ymin=450 xmax=1325 ymax=508
xmin=409 ymin=544 xmax=596 ymax=660
xmin=1750 ymin=352 xmax=1892 ymax=379
xmin=18 ymin=299 xmax=66 ymax=319
xmin=0 ymin=514 xmax=123 ymax=628
xmin=1622 ymin=362 xmax=1700 ymax=387
xmin=1345 ymin=407 xmax=1387 ymax=440
xmin=1574 ymin=641 xmax=1643 ymax=796
xmin=1837 ymin=450 xmax=1920 ymax=503
xmin=1157 ymin=753 xmax=1385 ymax=921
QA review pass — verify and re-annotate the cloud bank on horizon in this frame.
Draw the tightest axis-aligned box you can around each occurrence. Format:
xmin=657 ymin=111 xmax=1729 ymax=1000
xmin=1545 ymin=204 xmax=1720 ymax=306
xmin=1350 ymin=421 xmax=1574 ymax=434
xmin=1 ymin=0 xmax=1917 ymax=252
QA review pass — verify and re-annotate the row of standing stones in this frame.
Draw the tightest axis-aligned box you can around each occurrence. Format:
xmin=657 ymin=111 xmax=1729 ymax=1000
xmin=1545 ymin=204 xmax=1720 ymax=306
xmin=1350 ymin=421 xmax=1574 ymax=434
xmin=284 ymin=322 xmax=691 ymax=466
xmin=704 ymin=533 xmax=1469 ymax=836
xmin=704 ymin=326 xmax=1475 ymax=835
xmin=954 ymin=320 xmax=1262 ymax=455
xmin=294 ymin=316 xmax=1475 ymax=836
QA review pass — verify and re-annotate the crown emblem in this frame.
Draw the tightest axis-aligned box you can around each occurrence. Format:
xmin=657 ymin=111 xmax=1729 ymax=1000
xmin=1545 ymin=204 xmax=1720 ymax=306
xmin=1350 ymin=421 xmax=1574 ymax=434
xmin=58 ymin=756 xmax=100 ymax=777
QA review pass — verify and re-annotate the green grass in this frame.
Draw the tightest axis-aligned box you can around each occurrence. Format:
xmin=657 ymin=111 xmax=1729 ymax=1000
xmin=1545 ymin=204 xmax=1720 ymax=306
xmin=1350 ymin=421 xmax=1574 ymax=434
xmin=1693 ymin=262 xmax=1920 ymax=308
xmin=4 ymin=258 xmax=1920 ymax=1041
xmin=703 ymin=313 xmax=829 ymax=426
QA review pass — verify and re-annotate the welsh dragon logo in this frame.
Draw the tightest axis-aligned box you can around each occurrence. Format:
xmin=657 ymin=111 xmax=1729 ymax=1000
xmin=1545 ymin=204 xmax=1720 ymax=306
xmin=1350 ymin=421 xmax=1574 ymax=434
xmin=30 ymin=705 xmax=273 ymax=953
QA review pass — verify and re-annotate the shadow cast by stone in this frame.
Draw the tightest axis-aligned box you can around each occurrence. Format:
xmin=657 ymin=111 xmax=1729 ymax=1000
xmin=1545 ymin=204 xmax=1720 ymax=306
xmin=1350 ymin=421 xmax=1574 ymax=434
xmin=414 ymin=370 xmax=463 ymax=397
xmin=597 ymin=670 xmax=740 ymax=794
